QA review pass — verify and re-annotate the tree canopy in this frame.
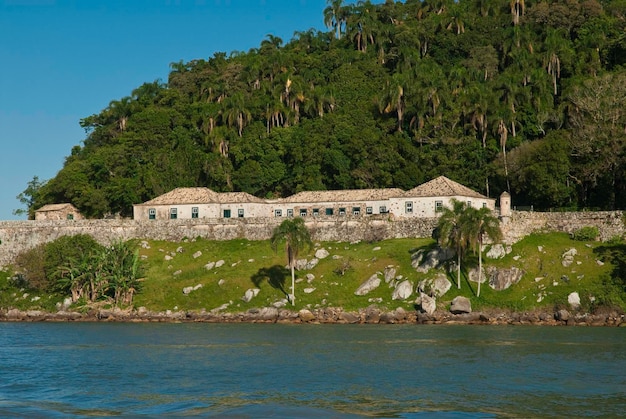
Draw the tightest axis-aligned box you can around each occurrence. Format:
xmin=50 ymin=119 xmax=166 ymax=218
xmin=29 ymin=0 xmax=626 ymax=217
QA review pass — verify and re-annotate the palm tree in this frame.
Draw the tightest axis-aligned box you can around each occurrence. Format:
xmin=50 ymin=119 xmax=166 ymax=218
xmin=324 ymin=0 xmax=347 ymax=39
xmin=464 ymin=206 xmax=503 ymax=297
xmin=270 ymin=218 xmax=313 ymax=306
xmin=436 ymin=199 xmax=469 ymax=289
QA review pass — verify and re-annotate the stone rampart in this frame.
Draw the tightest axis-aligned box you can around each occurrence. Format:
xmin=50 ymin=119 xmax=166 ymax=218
xmin=0 ymin=211 xmax=623 ymax=266
xmin=0 ymin=216 xmax=437 ymax=267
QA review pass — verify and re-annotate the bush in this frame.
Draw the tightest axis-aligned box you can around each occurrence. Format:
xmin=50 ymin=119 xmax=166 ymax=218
xmin=14 ymin=243 xmax=48 ymax=290
xmin=44 ymin=234 xmax=104 ymax=286
xmin=572 ymin=226 xmax=599 ymax=241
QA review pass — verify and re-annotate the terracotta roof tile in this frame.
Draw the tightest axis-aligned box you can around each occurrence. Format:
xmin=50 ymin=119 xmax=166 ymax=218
xmin=404 ymin=176 xmax=488 ymax=198
xmin=140 ymin=188 xmax=220 ymax=205
xmin=281 ymin=188 xmax=404 ymax=203
xmin=36 ymin=203 xmax=76 ymax=212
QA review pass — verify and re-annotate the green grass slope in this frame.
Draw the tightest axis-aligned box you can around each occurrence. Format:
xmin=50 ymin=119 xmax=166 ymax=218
xmin=2 ymin=233 xmax=625 ymax=314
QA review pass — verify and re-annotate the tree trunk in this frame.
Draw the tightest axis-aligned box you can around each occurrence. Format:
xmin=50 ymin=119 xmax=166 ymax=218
xmin=477 ymin=237 xmax=483 ymax=297
xmin=457 ymin=247 xmax=461 ymax=289
xmin=291 ymin=265 xmax=296 ymax=306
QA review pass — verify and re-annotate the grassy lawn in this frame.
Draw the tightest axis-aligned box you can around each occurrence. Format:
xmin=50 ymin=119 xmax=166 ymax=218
xmin=2 ymin=233 xmax=625 ymax=314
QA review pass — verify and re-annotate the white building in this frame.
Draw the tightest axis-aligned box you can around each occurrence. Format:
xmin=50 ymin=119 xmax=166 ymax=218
xmin=132 ymin=176 xmax=496 ymax=221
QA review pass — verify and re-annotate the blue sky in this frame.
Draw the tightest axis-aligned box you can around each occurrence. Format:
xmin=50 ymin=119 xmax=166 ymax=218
xmin=0 ymin=0 xmax=337 ymax=220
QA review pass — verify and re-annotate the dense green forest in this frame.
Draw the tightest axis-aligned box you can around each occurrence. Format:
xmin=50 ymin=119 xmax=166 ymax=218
xmin=29 ymin=0 xmax=626 ymax=218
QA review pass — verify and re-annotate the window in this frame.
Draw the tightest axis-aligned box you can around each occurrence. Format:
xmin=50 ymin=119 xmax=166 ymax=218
xmin=238 ymin=209 xmax=244 ymax=218
xmin=300 ymin=208 xmax=307 ymax=217
xmin=366 ymin=207 xmax=373 ymax=215
xmin=379 ymin=206 xmax=387 ymax=214
xmin=170 ymin=208 xmax=177 ymax=219
xmin=435 ymin=201 xmax=443 ymax=212
xmin=352 ymin=207 xmax=360 ymax=215
xmin=467 ymin=201 xmax=472 ymax=208
xmin=192 ymin=207 xmax=199 ymax=219
xmin=325 ymin=208 xmax=334 ymax=216
xmin=67 ymin=214 xmax=74 ymax=220
xmin=223 ymin=209 xmax=231 ymax=218
xmin=482 ymin=202 xmax=487 ymax=208
xmin=405 ymin=201 xmax=413 ymax=214
xmin=149 ymin=208 xmax=156 ymax=220
xmin=275 ymin=209 xmax=283 ymax=217
xmin=339 ymin=208 xmax=346 ymax=216
xmin=287 ymin=209 xmax=293 ymax=217
xmin=313 ymin=208 xmax=320 ymax=217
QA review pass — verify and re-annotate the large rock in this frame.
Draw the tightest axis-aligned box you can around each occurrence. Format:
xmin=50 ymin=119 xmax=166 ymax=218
xmin=418 ymin=273 xmax=452 ymax=297
xmin=450 ymin=296 xmax=472 ymax=314
xmin=298 ymin=309 xmax=317 ymax=322
xmin=562 ymin=248 xmax=577 ymax=267
xmin=305 ymin=258 xmax=319 ymax=270
xmin=391 ymin=280 xmax=413 ymax=300
xmin=339 ymin=311 xmax=360 ymax=324
xmin=315 ymin=249 xmax=330 ymax=259
xmin=486 ymin=244 xmax=510 ymax=259
xmin=411 ymin=247 xmax=455 ymax=273
xmin=355 ymin=274 xmax=381 ymax=296
xmin=468 ymin=266 xmax=487 ymax=284
xmin=242 ymin=288 xmax=260 ymax=303
xmin=418 ymin=293 xmax=437 ymax=315
xmin=364 ymin=306 xmax=381 ymax=323
xmin=487 ymin=267 xmax=524 ymax=291
xmin=568 ymin=292 xmax=581 ymax=310
xmin=384 ymin=266 xmax=397 ymax=283
xmin=295 ymin=259 xmax=308 ymax=271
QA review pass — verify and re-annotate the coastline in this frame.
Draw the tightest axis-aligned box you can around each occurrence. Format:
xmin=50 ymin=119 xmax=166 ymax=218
xmin=1 ymin=306 xmax=624 ymax=326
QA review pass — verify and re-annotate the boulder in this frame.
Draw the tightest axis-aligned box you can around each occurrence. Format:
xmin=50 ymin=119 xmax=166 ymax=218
xmin=556 ymin=309 xmax=570 ymax=321
xmin=315 ymin=249 xmax=330 ymax=259
xmin=192 ymin=251 xmax=202 ymax=259
xmin=418 ymin=273 xmax=452 ymax=297
xmin=204 ymin=262 xmax=216 ymax=270
xmin=295 ymin=259 xmax=308 ymax=271
xmin=215 ymin=260 xmax=225 ymax=268
xmin=305 ymin=258 xmax=319 ymax=270
xmin=306 ymin=273 xmax=315 ymax=283
xmin=339 ymin=311 xmax=360 ymax=324
xmin=164 ymin=255 xmax=173 ymax=261
xmin=418 ymin=293 xmax=437 ymax=315
xmin=241 ymin=288 xmax=260 ymax=303
xmin=411 ymin=247 xmax=455 ymax=273
xmin=562 ymin=248 xmax=577 ymax=267
xmin=487 ymin=266 xmax=524 ymax=291
xmin=364 ymin=306 xmax=381 ymax=323
xmin=391 ymin=280 xmax=413 ymax=300
xmin=298 ymin=309 xmax=317 ymax=322
xmin=354 ymin=274 xmax=381 ymax=296
xmin=384 ymin=266 xmax=397 ymax=283
xmin=486 ymin=244 xmax=507 ymax=259
xmin=450 ymin=296 xmax=472 ymax=314
xmin=303 ymin=287 xmax=316 ymax=294
xmin=467 ymin=267 xmax=487 ymax=284
xmin=568 ymin=292 xmax=581 ymax=310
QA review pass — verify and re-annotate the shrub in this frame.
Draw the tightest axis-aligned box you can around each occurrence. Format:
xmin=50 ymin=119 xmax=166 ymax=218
xmin=572 ymin=226 xmax=599 ymax=241
xmin=43 ymin=234 xmax=104 ymax=286
xmin=14 ymin=243 xmax=48 ymax=290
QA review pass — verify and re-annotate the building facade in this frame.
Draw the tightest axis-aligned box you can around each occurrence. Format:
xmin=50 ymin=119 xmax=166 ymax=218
xmin=132 ymin=176 xmax=496 ymax=221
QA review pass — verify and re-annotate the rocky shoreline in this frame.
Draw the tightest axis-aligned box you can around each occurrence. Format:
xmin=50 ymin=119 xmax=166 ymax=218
xmin=1 ymin=306 xmax=624 ymax=326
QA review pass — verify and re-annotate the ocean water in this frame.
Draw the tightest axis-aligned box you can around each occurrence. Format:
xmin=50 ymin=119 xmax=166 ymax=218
xmin=0 ymin=322 xmax=624 ymax=418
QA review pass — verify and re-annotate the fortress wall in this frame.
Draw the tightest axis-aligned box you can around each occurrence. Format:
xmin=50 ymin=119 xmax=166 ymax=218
xmin=0 ymin=211 xmax=623 ymax=267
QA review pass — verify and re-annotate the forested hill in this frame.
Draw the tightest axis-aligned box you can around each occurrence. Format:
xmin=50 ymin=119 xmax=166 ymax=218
xmin=33 ymin=0 xmax=626 ymax=218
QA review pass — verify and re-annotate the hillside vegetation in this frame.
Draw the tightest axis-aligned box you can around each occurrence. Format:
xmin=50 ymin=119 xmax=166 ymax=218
xmin=20 ymin=0 xmax=626 ymax=218
xmin=2 ymin=233 xmax=625 ymax=315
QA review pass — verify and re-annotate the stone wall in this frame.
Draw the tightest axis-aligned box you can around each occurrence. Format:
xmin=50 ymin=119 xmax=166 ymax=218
xmin=501 ymin=210 xmax=625 ymax=243
xmin=0 ymin=210 xmax=623 ymax=267
xmin=0 ymin=216 xmax=437 ymax=267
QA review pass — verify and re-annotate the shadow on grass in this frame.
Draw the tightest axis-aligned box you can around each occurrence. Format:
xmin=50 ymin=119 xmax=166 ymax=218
xmin=251 ymin=265 xmax=290 ymax=297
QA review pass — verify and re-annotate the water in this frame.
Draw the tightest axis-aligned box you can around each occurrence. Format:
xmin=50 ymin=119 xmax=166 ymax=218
xmin=0 ymin=323 xmax=624 ymax=418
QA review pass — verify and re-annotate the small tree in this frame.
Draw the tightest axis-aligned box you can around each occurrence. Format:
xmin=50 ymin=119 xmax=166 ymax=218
xmin=463 ymin=206 xmax=503 ymax=297
xmin=436 ymin=199 xmax=469 ymax=289
xmin=13 ymin=175 xmax=46 ymax=219
xmin=270 ymin=218 xmax=312 ymax=306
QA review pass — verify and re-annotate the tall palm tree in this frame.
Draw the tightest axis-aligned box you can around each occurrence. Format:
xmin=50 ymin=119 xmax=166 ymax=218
xmin=270 ymin=218 xmax=313 ymax=306
xmin=436 ymin=199 xmax=469 ymax=289
xmin=464 ymin=206 xmax=503 ymax=297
